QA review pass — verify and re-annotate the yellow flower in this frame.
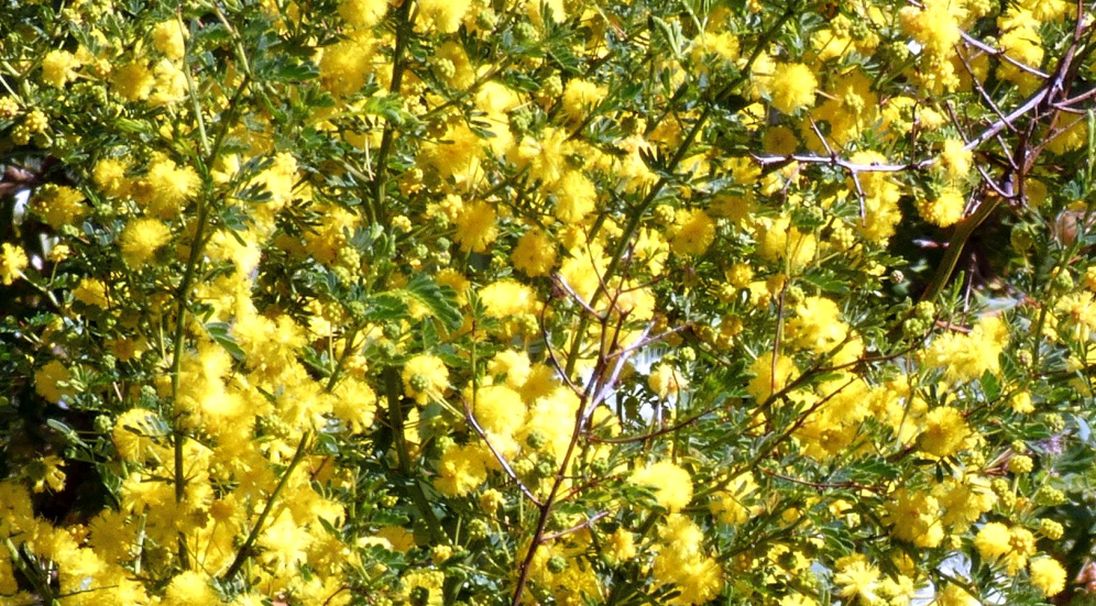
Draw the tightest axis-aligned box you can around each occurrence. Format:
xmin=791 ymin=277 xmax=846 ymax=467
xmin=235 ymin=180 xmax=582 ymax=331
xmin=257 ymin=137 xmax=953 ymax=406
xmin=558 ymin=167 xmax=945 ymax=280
xmin=512 ymin=228 xmax=558 ymax=277
xmin=339 ymin=0 xmax=389 ymax=29
xmin=472 ymin=384 xmax=527 ymax=437
xmin=605 ymin=528 xmax=636 ymax=564
xmin=33 ymin=184 xmax=87 ymax=229
xmin=35 ymin=360 xmax=73 ymax=404
xmin=111 ymin=61 xmax=155 ymax=101
xmin=653 ymin=514 xmax=724 ymax=604
xmin=670 ymin=208 xmax=716 ymax=256
xmin=162 ymin=571 xmax=218 ymax=606
xmin=1029 ymin=557 xmax=1067 ymax=596
xmin=769 ymin=63 xmax=817 ymax=113
xmin=851 ymin=150 xmax=903 ymax=243
xmin=755 ymin=215 xmax=817 ymax=271
xmin=974 ymin=523 xmax=1036 ymax=574
xmin=28 ymin=455 xmax=66 ymax=493
xmin=151 ymin=20 xmax=187 ymax=61
xmin=416 ymin=0 xmax=471 ymax=33
xmin=73 ymin=277 xmax=109 ymax=308
xmin=552 ymin=171 xmax=597 ymax=223
xmin=923 ymin=316 xmax=1008 ymax=384
xmin=561 ymin=78 xmax=607 ymax=120
xmin=400 ymin=569 xmax=446 ymax=606
xmin=402 ymin=354 xmax=449 ymax=404
xmin=149 ymin=59 xmax=187 ymax=107
xmin=487 ymin=350 xmax=531 ymax=388
xmin=454 ymin=200 xmax=498 ymax=253
xmin=434 ymin=443 xmax=489 ymax=496
xmin=746 ymin=354 xmax=796 ymax=402
xmin=834 ymin=558 xmax=881 ymax=604
xmin=648 ymin=363 xmax=687 ymax=399
xmin=330 ymin=376 xmax=377 ymax=433
xmin=939 ymin=139 xmax=972 ymax=181
xmin=41 ymin=50 xmax=79 ymax=88
xmin=1010 ymin=390 xmax=1034 ymax=413
xmin=974 ymin=522 xmax=1011 ymax=560
xmin=257 ymin=508 xmax=313 ymax=572
xmin=479 ymin=279 xmax=537 ymax=319
xmin=93 ymin=157 xmax=130 ymax=198
xmin=919 ymin=406 xmax=970 ymax=458
xmin=917 ymin=186 xmax=966 ymax=228
xmin=319 ymin=34 xmax=376 ymax=95
xmin=936 ymin=584 xmax=978 ymax=606
xmin=119 ymin=218 xmax=171 ymax=268
xmin=885 ymin=488 xmax=944 ymax=548
xmin=1 ymin=243 xmax=28 ymax=285
xmin=112 ymin=408 xmax=162 ymax=462
xmin=762 ymin=125 xmax=799 ymax=155
xmin=787 ymin=296 xmax=848 ymax=353
xmin=630 ymin=460 xmax=693 ymax=512
xmin=899 ymin=0 xmax=962 ymax=57
xmin=135 ymin=157 xmax=200 ymax=218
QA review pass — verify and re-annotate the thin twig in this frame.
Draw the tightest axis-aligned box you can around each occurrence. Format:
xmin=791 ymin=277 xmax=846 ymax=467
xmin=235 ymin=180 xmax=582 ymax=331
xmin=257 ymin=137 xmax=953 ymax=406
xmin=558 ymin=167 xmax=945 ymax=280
xmin=463 ymin=398 xmax=543 ymax=507
xmin=540 ymin=511 xmax=609 ymax=542
xmin=220 ymin=432 xmax=311 ymax=581
xmin=959 ymin=31 xmax=1050 ymax=79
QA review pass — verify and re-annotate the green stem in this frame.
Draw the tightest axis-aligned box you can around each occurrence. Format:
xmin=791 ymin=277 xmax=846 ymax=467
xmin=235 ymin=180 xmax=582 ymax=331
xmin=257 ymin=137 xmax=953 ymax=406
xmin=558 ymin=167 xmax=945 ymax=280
xmin=324 ymin=327 xmax=360 ymax=392
xmin=220 ymin=432 xmax=311 ymax=581
xmin=169 ymin=57 xmax=216 ymax=565
xmin=920 ymin=195 xmax=1002 ymax=302
xmin=371 ymin=0 xmax=416 ymax=226
xmin=168 ymin=201 xmax=210 ymax=570
xmin=383 ymin=367 xmax=446 ymax=543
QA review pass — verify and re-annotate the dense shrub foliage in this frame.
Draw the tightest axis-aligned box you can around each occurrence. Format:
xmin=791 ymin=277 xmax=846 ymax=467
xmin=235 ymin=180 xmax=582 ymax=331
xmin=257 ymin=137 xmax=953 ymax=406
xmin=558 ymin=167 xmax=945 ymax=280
xmin=1 ymin=0 xmax=1096 ymax=604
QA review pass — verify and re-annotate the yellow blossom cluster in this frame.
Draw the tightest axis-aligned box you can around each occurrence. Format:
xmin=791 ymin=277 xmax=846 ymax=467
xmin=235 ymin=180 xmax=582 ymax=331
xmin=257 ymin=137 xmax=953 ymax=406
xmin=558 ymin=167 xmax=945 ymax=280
xmin=0 ymin=0 xmax=1093 ymax=604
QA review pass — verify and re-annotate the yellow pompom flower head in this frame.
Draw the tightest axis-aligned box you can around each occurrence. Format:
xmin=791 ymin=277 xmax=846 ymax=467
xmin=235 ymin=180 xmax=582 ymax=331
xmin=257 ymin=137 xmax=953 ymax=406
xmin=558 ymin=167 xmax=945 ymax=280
xmin=0 ymin=243 xmax=28 ymax=285
xmin=629 ymin=459 xmax=693 ymax=512
xmin=402 ymin=354 xmax=449 ymax=405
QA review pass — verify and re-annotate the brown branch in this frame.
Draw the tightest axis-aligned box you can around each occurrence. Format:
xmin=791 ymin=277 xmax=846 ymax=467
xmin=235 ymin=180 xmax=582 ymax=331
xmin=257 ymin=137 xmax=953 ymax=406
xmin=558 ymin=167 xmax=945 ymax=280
xmin=959 ymin=31 xmax=1050 ymax=80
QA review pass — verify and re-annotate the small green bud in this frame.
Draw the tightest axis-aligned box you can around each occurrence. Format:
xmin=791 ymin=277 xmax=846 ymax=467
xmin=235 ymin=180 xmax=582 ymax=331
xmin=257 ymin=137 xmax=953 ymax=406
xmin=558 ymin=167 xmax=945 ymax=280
xmin=467 ymin=518 xmax=489 ymax=541
xmin=435 ymin=436 xmax=456 ymax=452
xmin=514 ymin=21 xmax=538 ymax=42
xmin=525 ymin=431 xmax=547 ymax=450
xmin=409 ymin=374 xmax=431 ymax=392
xmin=1034 ymin=486 xmax=1066 ymax=506
xmin=1050 ymin=269 xmax=1074 ymax=292
xmin=1010 ymin=225 xmax=1034 ymax=252
xmin=903 ymin=318 xmax=927 ymax=337
xmin=535 ymin=459 xmax=555 ymax=477
xmin=590 ymin=457 xmax=610 ymax=476
xmin=546 ymin=555 xmax=567 ymax=574
xmin=380 ymin=341 xmax=399 ymax=359
xmin=1008 ymin=454 xmax=1033 ymax=474
xmin=93 ymin=415 xmax=113 ymax=433
xmin=1038 ymin=518 xmax=1064 ymax=540
xmin=653 ymin=204 xmax=676 ymax=225
xmin=913 ymin=301 xmax=935 ymax=321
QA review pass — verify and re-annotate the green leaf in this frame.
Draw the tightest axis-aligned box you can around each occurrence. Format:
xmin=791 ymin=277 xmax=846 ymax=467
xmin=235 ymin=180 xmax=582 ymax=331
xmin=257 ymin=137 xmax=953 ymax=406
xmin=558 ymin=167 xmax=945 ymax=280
xmin=365 ymin=293 xmax=409 ymax=323
xmin=206 ymin=322 xmax=247 ymax=362
xmin=46 ymin=419 xmax=90 ymax=449
xmin=404 ymin=275 xmax=463 ymax=332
